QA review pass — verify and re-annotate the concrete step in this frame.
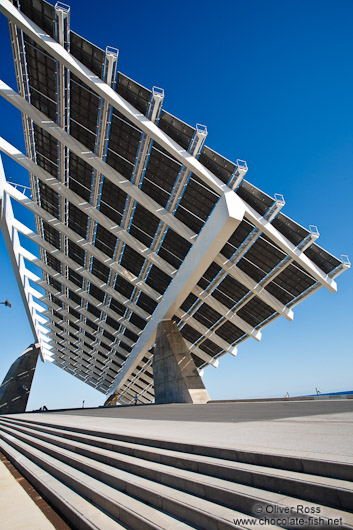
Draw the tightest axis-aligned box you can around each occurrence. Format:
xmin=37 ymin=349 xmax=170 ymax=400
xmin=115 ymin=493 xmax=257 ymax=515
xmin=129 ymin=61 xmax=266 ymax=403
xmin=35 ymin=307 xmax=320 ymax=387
xmin=0 ymin=428 xmax=199 ymax=530
xmin=0 ymin=436 xmax=127 ymax=530
xmin=1 ymin=417 xmax=353 ymax=513
xmin=2 ymin=414 xmax=352 ymax=481
xmin=0 ymin=424 xmax=274 ymax=530
xmin=1 ymin=420 xmax=352 ymax=530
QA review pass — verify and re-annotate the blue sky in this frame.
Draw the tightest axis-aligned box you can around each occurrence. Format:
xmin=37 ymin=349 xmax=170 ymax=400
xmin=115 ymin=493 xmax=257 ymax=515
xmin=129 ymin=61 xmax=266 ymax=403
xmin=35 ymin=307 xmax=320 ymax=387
xmin=0 ymin=0 xmax=352 ymax=409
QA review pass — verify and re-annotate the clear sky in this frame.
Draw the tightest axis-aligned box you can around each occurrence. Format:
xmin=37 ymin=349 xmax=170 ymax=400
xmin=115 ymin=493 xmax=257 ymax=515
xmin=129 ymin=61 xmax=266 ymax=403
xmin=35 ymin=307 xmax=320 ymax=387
xmin=0 ymin=0 xmax=352 ymax=410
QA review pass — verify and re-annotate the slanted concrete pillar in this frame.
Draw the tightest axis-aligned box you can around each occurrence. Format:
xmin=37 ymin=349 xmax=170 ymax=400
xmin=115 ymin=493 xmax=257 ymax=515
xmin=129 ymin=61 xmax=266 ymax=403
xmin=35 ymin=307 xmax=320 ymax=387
xmin=153 ymin=320 xmax=210 ymax=404
xmin=0 ymin=343 xmax=40 ymax=414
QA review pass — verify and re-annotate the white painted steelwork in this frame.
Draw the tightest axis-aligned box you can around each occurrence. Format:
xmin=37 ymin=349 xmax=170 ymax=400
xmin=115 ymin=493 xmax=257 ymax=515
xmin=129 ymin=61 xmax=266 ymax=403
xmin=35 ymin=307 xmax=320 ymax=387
xmin=0 ymin=0 xmax=349 ymax=403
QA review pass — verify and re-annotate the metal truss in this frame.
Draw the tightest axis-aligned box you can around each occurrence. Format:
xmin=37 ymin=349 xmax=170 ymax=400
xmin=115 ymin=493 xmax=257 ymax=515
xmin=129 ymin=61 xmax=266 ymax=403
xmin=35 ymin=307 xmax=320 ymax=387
xmin=0 ymin=0 xmax=349 ymax=401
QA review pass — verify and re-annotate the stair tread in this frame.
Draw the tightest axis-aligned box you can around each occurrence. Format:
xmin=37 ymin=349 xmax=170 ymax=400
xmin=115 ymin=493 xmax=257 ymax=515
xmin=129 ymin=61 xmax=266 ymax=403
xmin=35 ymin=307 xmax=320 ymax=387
xmin=0 ymin=424 xmax=284 ymax=530
xmin=2 ymin=422 xmax=352 ymax=529
xmin=2 ymin=418 xmax=352 ymax=493
xmin=0 ymin=429 xmax=198 ymax=530
xmin=0 ymin=436 xmax=128 ymax=530
xmin=2 ymin=417 xmax=353 ymax=529
xmin=3 ymin=415 xmax=353 ymax=471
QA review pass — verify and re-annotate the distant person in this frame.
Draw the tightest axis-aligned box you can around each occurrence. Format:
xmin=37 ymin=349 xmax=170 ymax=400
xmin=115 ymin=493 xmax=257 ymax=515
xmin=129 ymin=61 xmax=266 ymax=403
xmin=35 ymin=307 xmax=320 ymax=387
xmin=134 ymin=394 xmax=138 ymax=405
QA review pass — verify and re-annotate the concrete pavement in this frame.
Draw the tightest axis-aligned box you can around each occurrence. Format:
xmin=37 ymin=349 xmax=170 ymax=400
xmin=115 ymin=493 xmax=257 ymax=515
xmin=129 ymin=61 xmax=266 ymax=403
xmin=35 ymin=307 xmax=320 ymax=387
xmin=0 ymin=459 xmax=55 ymax=530
xmin=11 ymin=399 xmax=353 ymax=460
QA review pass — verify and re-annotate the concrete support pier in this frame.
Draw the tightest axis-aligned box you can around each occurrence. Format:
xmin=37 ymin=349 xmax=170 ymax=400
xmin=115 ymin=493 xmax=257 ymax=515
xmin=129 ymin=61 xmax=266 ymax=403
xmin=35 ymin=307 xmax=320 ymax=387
xmin=0 ymin=343 xmax=40 ymax=414
xmin=153 ymin=320 xmax=210 ymax=404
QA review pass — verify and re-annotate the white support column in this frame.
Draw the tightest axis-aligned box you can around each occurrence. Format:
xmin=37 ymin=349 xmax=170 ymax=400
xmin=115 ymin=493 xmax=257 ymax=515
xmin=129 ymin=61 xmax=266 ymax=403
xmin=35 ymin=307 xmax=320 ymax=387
xmin=110 ymin=191 xmax=245 ymax=393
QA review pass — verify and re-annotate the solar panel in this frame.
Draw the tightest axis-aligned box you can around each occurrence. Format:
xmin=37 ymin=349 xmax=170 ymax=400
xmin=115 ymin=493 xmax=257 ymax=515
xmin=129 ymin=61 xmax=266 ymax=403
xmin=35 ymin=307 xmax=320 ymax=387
xmin=0 ymin=0 xmax=349 ymax=404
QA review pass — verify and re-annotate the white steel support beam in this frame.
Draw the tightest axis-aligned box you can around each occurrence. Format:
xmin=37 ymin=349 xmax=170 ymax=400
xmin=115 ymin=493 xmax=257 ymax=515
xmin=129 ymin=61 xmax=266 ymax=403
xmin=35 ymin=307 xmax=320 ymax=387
xmin=191 ymin=284 xmax=261 ymax=340
xmin=114 ymin=85 xmax=164 ymax=264
xmin=329 ymin=255 xmax=350 ymax=280
xmin=113 ymin=363 xmax=155 ymax=398
xmin=110 ymin=123 xmax=207 ymax=363
xmin=0 ymin=1 xmax=338 ymax=292
xmin=46 ymin=313 xmax=132 ymax=362
xmin=228 ymin=160 xmax=248 ymax=190
xmin=175 ymin=310 xmax=232 ymax=353
xmin=0 ymin=0 xmax=229 ymax=194
xmin=102 ymin=87 xmax=164 ymax=361
xmin=110 ymin=191 xmax=245 ymax=393
xmin=9 ymin=190 xmax=249 ymax=371
xmin=12 ymin=219 xmax=152 ymax=318
xmin=0 ymin=132 xmax=330 ymax=325
xmin=184 ymin=340 xmax=219 ymax=368
xmin=33 ymin=269 xmax=143 ymax=338
xmin=82 ymin=46 xmax=118 ymax=351
xmin=54 ymin=2 xmax=71 ymax=342
xmin=120 ymin=381 xmax=154 ymax=403
xmin=0 ymin=138 xmax=176 ymax=274
xmin=47 ymin=322 xmax=129 ymax=363
xmin=0 ymin=139 xmax=265 ymax=338
xmin=48 ymin=332 xmax=97 ymax=361
xmin=46 ymin=309 xmax=135 ymax=350
xmin=47 ymin=323 xmax=108 ymax=359
xmin=42 ymin=304 xmax=123 ymax=352
xmin=8 ymin=15 xmax=43 ymax=245
xmin=285 ymin=256 xmax=350 ymax=311
xmin=116 ymin=376 xmax=154 ymax=403
xmin=110 ymin=360 xmax=154 ymax=399
xmin=50 ymin=348 xmax=102 ymax=379
xmin=214 ymin=253 xmax=294 ymax=320
xmin=232 ymin=226 xmax=321 ymax=315
xmin=6 ymin=187 xmax=162 ymax=310
xmin=130 ymin=383 xmax=154 ymax=404
xmin=0 ymin=81 xmax=195 ymax=244
xmin=0 ymin=156 xmax=46 ymax=356
xmin=41 ymin=287 xmax=140 ymax=340
xmin=179 ymin=196 xmax=285 ymax=342
xmin=239 ymin=200 xmax=337 ymax=293
xmin=89 ymin=46 xmax=118 ymax=221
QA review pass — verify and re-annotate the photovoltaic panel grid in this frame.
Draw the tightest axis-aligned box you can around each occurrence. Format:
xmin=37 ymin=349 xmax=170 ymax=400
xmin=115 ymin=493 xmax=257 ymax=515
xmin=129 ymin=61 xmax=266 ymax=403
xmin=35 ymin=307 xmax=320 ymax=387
xmin=0 ymin=0 xmax=349 ymax=404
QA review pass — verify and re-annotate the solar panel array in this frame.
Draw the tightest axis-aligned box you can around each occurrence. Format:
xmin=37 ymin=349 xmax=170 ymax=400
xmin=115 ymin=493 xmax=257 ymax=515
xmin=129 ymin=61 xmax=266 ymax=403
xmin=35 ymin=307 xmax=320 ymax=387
xmin=0 ymin=0 xmax=348 ymax=404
